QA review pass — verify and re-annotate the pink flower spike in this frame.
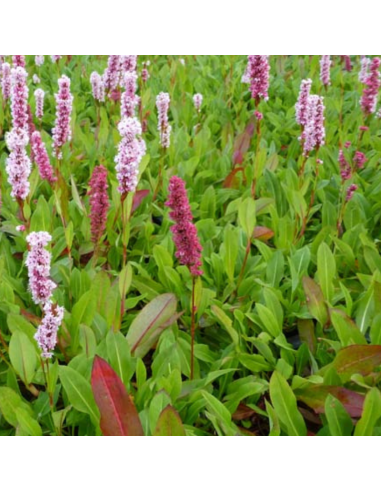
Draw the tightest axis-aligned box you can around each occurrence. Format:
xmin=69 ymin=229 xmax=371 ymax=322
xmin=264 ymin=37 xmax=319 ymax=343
xmin=339 ymin=150 xmax=352 ymax=181
xmin=11 ymin=66 xmax=29 ymax=131
xmin=26 ymin=232 xmax=56 ymax=306
xmin=359 ymin=57 xmax=370 ymax=84
xmin=34 ymin=88 xmax=45 ymax=120
xmin=141 ymin=61 xmax=150 ymax=83
xmin=115 ymin=117 xmax=146 ymax=195
xmin=5 ymin=128 xmax=31 ymax=201
xmin=1 ymin=62 xmax=11 ymax=100
xmin=156 ymin=92 xmax=172 ymax=148
xmin=121 ymin=56 xmax=138 ymax=74
xmin=320 ymin=56 xmax=332 ymax=87
xmin=247 ymin=55 xmax=270 ymax=103
xmin=166 ymin=176 xmax=203 ymax=277
xmin=52 ymin=75 xmax=74 ymax=158
xmin=193 ymin=93 xmax=203 ymax=113
xmin=354 ymin=151 xmax=367 ymax=169
xmin=346 ymin=184 xmax=358 ymax=202
xmin=296 ymin=79 xmax=312 ymax=127
xmin=31 ymin=131 xmax=56 ymax=184
xmin=361 ymin=57 xmax=381 ymax=116
xmin=121 ymin=71 xmax=139 ymax=119
xmin=35 ymin=302 xmax=64 ymax=359
xmin=90 ymin=71 xmax=105 ymax=102
xmin=51 ymin=55 xmax=62 ymax=63
xmin=103 ymin=55 xmax=122 ymax=93
xmin=12 ymin=55 xmax=26 ymax=68
xmin=35 ymin=56 xmax=44 ymax=67
xmin=88 ymin=165 xmax=110 ymax=244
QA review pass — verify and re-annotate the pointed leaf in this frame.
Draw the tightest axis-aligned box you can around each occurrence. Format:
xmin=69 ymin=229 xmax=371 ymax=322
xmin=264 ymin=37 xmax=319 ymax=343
xmin=127 ymin=293 xmax=177 ymax=358
xmin=9 ymin=331 xmax=37 ymax=386
xmin=303 ymin=277 xmax=329 ymax=327
xmin=91 ymin=356 xmax=144 ymax=437
xmin=154 ymin=406 xmax=186 ymax=436
xmin=59 ymin=366 xmax=100 ymax=424
xmin=270 ymin=372 xmax=307 ymax=436
xmin=355 ymin=388 xmax=381 ymax=437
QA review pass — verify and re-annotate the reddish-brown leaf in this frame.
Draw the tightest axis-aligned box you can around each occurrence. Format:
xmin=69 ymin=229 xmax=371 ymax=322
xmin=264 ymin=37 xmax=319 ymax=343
xmin=232 ymin=117 xmax=256 ymax=166
xmin=253 ymin=226 xmax=274 ymax=243
xmin=223 ymin=167 xmax=245 ymax=189
xmin=330 ymin=345 xmax=381 ymax=381
xmin=132 ymin=190 xmax=150 ymax=213
xmin=296 ymin=385 xmax=365 ymax=418
xmin=91 ymin=356 xmax=144 ymax=437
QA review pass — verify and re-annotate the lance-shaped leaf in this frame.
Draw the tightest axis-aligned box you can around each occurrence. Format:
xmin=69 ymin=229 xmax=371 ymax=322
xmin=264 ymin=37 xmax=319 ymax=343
xmin=328 ymin=345 xmax=381 ymax=382
xmin=270 ymin=372 xmax=307 ymax=436
xmin=9 ymin=331 xmax=37 ymax=386
xmin=355 ymin=388 xmax=381 ymax=437
xmin=325 ymin=395 xmax=353 ymax=437
xmin=303 ymin=277 xmax=329 ymax=327
xmin=295 ymin=385 xmax=364 ymax=418
xmin=127 ymin=294 xmax=178 ymax=358
xmin=330 ymin=309 xmax=367 ymax=347
xmin=91 ymin=356 xmax=144 ymax=437
xmin=317 ymin=242 xmax=336 ymax=303
xmin=154 ymin=406 xmax=186 ymax=436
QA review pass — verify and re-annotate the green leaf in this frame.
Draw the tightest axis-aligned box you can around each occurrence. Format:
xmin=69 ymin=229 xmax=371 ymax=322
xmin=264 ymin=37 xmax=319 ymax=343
xmin=269 ymin=372 xmax=307 ymax=436
xmin=154 ymin=406 xmax=186 ymax=436
xmin=303 ymin=277 xmax=329 ymax=327
xmin=59 ymin=366 xmax=100 ymax=424
xmin=330 ymin=309 xmax=367 ymax=347
xmin=16 ymin=408 xmax=43 ymax=437
xmin=326 ymin=345 xmax=381 ymax=383
xmin=106 ymin=330 xmax=134 ymax=386
xmin=211 ymin=305 xmax=239 ymax=345
xmin=317 ymin=242 xmax=336 ymax=303
xmin=238 ymin=197 xmax=256 ymax=237
xmin=126 ymin=294 xmax=178 ymax=358
xmin=325 ymin=395 xmax=353 ymax=436
xmin=0 ymin=387 xmax=32 ymax=427
xmin=9 ymin=331 xmax=38 ymax=385
xmin=355 ymin=388 xmax=381 ymax=437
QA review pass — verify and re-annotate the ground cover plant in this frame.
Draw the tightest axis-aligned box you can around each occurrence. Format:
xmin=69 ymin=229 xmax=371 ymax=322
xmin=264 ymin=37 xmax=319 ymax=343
xmin=0 ymin=55 xmax=381 ymax=437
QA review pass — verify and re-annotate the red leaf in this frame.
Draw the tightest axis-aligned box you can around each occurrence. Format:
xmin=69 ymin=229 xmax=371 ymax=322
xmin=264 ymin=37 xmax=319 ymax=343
xmin=132 ymin=190 xmax=150 ymax=213
xmin=91 ymin=356 xmax=144 ymax=436
xmin=296 ymin=385 xmax=365 ymax=418
xmin=232 ymin=117 xmax=256 ymax=166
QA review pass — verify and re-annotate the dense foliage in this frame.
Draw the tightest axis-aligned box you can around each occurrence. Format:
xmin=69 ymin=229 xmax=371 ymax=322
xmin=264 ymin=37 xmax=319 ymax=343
xmin=1 ymin=55 xmax=381 ymax=437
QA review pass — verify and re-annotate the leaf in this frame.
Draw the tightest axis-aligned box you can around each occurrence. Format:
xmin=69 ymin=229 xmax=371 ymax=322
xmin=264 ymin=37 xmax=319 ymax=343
xmin=119 ymin=262 xmax=133 ymax=299
xmin=269 ymin=372 xmax=307 ymax=436
xmin=238 ymin=197 xmax=256 ymax=237
xmin=91 ymin=356 xmax=144 ymax=437
xmin=211 ymin=305 xmax=239 ymax=345
xmin=232 ymin=117 xmax=255 ymax=165
xmin=253 ymin=226 xmax=274 ymax=242
xmin=201 ymin=391 xmax=238 ymax=436
xmin=325 ymin=395 xmax=353 ymax=437
xmin=127 ymin=294 xmax=178 ymax=358
xmin=132 ymin=190 xmax=150 ymax=213
xmin=256 ymin=304 xmax=282 ymax=338
xmin=317 ymin=243 xmax=336 ymax=303
xmin=297 ymin=319 xmax=317 ymax=355
xmin=16 ymin=408 xmax=42 ymax=437
xmin=59 ymin=366 xmax=100 ymax=424
xmin=295 ymin=385 xmax=364 ymax=418
xmin=0 ymin=387 xmax=32 ymax=427
xmin=154 ymin=406 xmax=186 ymax=436
xmin=106 ymin=330 xmax=134 ymax=385
xmin=330 ymin=309 xmax=367 ymax=347
xmin=9 ymin=331 xmax=37 ymax=386
xmin=329 ymin=345 xmax=381 ymax=382
xmin=303 ymin=277 xmax=329 ymax=327
xmin=355 ymin=388 xmax=381 ymax=437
